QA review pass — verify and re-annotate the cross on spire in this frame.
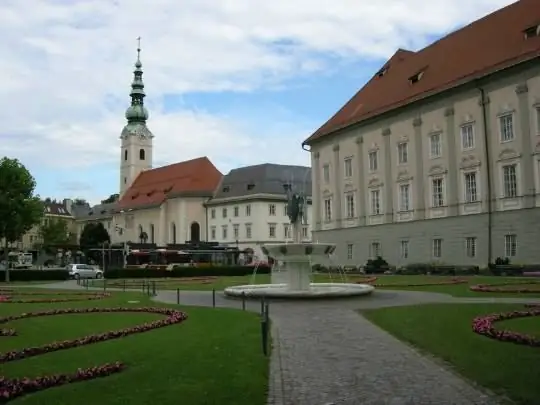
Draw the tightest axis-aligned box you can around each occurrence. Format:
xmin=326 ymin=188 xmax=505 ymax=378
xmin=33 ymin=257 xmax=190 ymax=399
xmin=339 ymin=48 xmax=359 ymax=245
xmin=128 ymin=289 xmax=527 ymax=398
xmin=136 ymin=36 xmax=141 ymax=59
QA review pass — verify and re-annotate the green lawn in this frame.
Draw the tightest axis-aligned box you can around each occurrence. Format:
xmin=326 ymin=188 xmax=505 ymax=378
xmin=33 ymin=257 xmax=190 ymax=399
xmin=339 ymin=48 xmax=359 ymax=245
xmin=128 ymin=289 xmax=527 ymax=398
xmin=0 ymin=289 xmax=268 ymax=405
xmin=363 ymin=303 xmax=540 ymax=405
xmin=87 ymin=274 xmax=540 ymax=297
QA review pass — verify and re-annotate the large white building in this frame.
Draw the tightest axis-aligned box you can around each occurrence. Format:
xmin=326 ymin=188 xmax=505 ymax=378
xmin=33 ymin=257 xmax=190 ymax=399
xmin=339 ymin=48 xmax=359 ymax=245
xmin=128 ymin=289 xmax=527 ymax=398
xmin=75 ymin=47 xmax=312 ymax=257
xmin=303 ymin=0 xmax=540 ymax=266
xmin=206 ymin=164 xmax=313 ymax=259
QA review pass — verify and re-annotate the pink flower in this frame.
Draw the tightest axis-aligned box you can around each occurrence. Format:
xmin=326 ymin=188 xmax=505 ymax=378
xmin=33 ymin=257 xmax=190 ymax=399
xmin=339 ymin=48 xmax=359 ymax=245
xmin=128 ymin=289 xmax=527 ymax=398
xmin=472 ymin=305 xmax=540 ymax=346
xmin=0 ymin=307 xmax=188 ymax=401
xmin=470 ymin=282 xmax=540 ymax=293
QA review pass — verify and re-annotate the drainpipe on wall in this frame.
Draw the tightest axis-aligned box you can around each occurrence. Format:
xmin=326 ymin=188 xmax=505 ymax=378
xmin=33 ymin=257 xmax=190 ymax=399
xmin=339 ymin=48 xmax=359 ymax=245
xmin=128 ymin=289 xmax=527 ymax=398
xmin=205 ymin=204 xmax=209 ymax=242
xmin=478 ymin=85 xmax=493 ymax=265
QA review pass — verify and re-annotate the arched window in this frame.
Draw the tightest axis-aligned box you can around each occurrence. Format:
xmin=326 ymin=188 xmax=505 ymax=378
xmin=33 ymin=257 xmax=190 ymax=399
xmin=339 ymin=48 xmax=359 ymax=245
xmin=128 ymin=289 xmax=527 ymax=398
xmin=150 ymin=224 xmax=155 ymax=243
xmin=124 ymin=149 xmax=128 ymax=161
xmin=190 ymin=222 xmax=200 ymax=243
xmin=139 ymin=149 xmax=145 ymax=160
xmin=171 ymin=223 xmax=177 ymax=244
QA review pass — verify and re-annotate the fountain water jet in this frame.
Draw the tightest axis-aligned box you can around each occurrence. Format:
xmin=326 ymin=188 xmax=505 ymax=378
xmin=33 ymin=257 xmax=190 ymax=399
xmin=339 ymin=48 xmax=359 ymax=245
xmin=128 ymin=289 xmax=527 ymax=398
xmin=224 ymin=182 xmax=374 ymax=299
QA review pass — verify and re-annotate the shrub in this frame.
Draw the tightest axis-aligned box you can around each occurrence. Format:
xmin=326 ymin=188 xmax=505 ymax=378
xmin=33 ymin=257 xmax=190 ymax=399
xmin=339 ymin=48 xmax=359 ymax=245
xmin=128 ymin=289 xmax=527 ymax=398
xmin=105 ymin=265 xmax=271 ymax=279
xmin=0 ymin=269 xmax=69 ymax=282
xmin=364 ymin=256 xmax=389 ymax=274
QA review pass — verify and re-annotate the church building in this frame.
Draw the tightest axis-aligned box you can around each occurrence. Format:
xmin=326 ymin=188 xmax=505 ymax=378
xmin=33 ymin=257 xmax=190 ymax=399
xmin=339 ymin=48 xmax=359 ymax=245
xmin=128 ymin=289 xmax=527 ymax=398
xmin=75 ymin=44 xmax=312 ymax=255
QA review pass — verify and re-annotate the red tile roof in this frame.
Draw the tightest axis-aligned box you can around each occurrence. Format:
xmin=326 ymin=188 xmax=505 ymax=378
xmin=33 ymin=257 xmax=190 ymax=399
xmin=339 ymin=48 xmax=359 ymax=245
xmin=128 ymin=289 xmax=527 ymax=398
xmin=304 ymin=0 xmax=540 ymax=145
xmin=118 ymin=157 xmax=222 ymax=210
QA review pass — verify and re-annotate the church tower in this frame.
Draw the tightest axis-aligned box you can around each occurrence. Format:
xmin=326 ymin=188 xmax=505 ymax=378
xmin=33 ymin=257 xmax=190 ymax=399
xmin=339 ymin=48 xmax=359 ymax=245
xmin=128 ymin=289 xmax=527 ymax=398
xmin=119 ymin=38 xmax=154 ymax=198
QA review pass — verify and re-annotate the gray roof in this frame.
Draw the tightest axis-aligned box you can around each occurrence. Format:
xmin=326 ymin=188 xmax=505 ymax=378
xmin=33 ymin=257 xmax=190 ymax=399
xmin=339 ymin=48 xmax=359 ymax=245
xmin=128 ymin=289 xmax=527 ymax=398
xmin=212 ymin=163 xmax=311 ymax=200
xmin=74 ymin=202 xmax=119 ymax=221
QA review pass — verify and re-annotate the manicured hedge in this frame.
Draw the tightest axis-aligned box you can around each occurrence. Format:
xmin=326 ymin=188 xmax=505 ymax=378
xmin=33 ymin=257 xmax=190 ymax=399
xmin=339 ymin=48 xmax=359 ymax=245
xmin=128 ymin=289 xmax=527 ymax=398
xmin=0 ymin=270 xmax=70 ymax=282
xmin=104 ymin=265 xmax=271 ymax=279
xmin=488 ymin=265 xmax=540 ymax=276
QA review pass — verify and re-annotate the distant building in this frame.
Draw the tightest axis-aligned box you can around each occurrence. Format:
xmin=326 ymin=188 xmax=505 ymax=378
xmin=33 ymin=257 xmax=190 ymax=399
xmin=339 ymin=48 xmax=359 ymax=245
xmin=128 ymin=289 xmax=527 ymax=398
xmin=74 ymin=45 xmax=310 ymax=258
xmin=303 ymin=0 xmax=540 ymax=266
xmin=206 ymin=163 xmax=312 ymax=259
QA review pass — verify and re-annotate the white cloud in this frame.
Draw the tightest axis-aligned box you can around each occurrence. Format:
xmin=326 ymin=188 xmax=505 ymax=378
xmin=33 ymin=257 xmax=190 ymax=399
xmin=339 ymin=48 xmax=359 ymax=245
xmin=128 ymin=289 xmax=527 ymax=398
xmin=0 ymin=0 xmax=513 ymax=177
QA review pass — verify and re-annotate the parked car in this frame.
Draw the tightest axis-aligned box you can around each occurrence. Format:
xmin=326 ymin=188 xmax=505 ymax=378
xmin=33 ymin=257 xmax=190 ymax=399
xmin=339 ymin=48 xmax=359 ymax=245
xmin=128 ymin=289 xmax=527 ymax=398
xmin=66 ymin=264 xmax=104 ymax=279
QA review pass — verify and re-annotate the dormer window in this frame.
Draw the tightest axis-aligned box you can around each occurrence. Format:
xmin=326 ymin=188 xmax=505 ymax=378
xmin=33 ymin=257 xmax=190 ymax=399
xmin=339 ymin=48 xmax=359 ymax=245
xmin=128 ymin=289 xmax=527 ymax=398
xmin=163 ymin=186 xmax=173 ymax=193
xmin=409 ymin=70 xmax=425 ymax=84
xmin=222 ymin=186 xmax=230 ymax=192
xmin=146 ymin=190 xmax=155 ymax=197
xmin=101 ymin=210 xmax=106 ymax=214
xmin=247 ymin=183 xmax=255 ymax=190
xmin=89 ymin=211 xmax=93 ymax=216
xmin=524 ymin=24 xmax=540 ymax=39
xmin=376 ymin=65 xmax=389 ymax=78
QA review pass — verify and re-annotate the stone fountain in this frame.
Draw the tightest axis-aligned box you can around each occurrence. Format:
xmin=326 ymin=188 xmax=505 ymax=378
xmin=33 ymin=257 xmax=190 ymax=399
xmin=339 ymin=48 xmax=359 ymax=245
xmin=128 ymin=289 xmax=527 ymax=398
xmin=224 ymin=183 xmax=375 ymax=299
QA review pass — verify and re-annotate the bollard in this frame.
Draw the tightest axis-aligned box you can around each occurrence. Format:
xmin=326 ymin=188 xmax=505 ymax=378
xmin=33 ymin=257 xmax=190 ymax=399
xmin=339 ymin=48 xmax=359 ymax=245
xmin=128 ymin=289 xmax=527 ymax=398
xmin=76 ymin=277 xmax=80 ymax=286
xmin=264 ymin=302 xmax=269 ymax=320
xmin=260 ymin=297 xmax=265 ymax=316
xmin=261 ymin=317 xmax=268 ymax=356
xmin=212 ymin=289 xmax=216 ymax=308
xmin=176 ymin=288 xmax=180 ymax=305
xmin=241 ymin=291 xmax=246 ymax=311
xmin=85 ymin=279 xmax=89 ymax=290
xmin=103 ymin=279 xmax=107 ymax=292
xmin=123 ymin=279 xmax=126 ymax=292
xmin=141 ymin=280 xmax=145 ymax=293
xmin=152 ymin=280 xmax=156 ymax=296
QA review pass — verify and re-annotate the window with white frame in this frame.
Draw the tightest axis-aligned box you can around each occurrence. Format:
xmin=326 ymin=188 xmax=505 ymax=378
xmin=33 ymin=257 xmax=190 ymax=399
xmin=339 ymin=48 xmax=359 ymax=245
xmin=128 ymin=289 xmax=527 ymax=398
xmin=210 ymin=226 xmax=216 ymax=240
xmin=431 ymin=178 xmax=444 ymax=207
xmin=302 ymin=226 xmax=308 ymax=238
xmin=234 ymin=206 xmax=239 ymax=217
xmin=464 ymin=172 xmax=478 ymax=203
xmin=283 ymin=224 xmax=290 ymax=239
xmin=370 ymin=242 xmax=381 ymax=258
xmin=504 ymin=234 xmax=517 ymax=257
xmin=245 ymin=204 xmax=251 ymax=216
xmin=397 ymin=142 xmax=408 ymax=164
xmin=399 ymin=184 xmax=410 ymax=211
xmin=432 ymin=238 xmax=442 ymax=258
xmin=222 ymin=208 xmax=227 ymax=218
xmin=222 ymin=225 xmax=228 ymax=239
xmin=268 ymin=223 xmax=276 ymax=238
xmin=347 ymin=243 xmax=353 ymax=260
xmin=324 ymin=198 xmax=332 ymax=221
xmin=368 ymin=151 xmax=378 ymax=171
xmin=466 ymin=237 xmax=477 ymax=257
xmin=502 ymin=164 xmax=518 ymax=198
xmin=245 ymin=223 xmax=252 ymax=239
xmin=461 ymin=124 xmax=475 ymax=149
xmin=269 ymin=203 xmax=276 ymax=216
xmin=499 ymin=114 xmax=514 ymax=142
xmin=536 ymin=107 xmax=540 ymax=134
xmin=345 ymin=193 xmax=355 ymax=218
xmin=344 ymin=158 xmax=353 ymax=177
xmin=323 ymin=164 xmax=330 ymax=183
xmin=400 ymin=240 xmax=409 ymax=259
xmin=233 ymin=224 xmax=239 ymax=238
xmin=283 ymin=204 xmax=288 ymax=216
xmin=370 ymin=189 xmax=381 ymax=215
xmin=211 ymin=209 xmax=216 ymax=219
xmin=430 ymin=133 xmax=442 ymax=158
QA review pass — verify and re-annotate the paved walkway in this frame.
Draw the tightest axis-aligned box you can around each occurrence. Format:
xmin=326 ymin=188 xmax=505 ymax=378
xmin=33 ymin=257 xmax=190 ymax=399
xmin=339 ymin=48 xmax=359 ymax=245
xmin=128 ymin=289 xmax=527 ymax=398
xmin=17 ymin=281 xmax=538 ymax=405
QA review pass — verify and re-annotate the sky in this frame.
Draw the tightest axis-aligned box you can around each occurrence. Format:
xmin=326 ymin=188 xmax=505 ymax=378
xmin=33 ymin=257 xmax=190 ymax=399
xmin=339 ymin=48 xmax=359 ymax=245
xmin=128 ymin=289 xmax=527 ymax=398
xmin=0 ymin=0 xmax=515 ymax=205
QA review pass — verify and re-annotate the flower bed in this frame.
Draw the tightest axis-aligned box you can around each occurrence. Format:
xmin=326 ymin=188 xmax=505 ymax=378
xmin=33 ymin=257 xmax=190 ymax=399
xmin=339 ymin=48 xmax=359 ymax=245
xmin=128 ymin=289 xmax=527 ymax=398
xmin=0 ymin=307 xmax=188 ymax=401
xmin=469 ymin=281 xmax=540 ymax=293
xmin=472 ymin=305 xmax=540 ymax=347
xmin=0 ymin=289 xmax=110 ymax=304
xmin=357 ymin=277 xmax=468 ymax=287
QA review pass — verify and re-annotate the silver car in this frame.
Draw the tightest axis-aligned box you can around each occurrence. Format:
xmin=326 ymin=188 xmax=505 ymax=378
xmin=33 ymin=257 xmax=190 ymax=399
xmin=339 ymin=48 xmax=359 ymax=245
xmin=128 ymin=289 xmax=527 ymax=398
xmin=67 ymin=264 xmax=104 ymax=279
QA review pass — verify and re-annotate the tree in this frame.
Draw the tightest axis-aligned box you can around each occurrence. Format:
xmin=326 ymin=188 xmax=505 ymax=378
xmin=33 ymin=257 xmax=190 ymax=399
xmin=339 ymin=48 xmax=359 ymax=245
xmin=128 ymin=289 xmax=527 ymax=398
xmin=101 ymin=194 xmax=119 ymax=204
xmin=38 ymin=218 xmax=71 ymax=247
xmin=73 ymin=198 xmax=88 ymax=206
xmin=79 ymin=223 xmax=110 ymax=247
xmin=0 ymin=157 xmax=44 ymax=281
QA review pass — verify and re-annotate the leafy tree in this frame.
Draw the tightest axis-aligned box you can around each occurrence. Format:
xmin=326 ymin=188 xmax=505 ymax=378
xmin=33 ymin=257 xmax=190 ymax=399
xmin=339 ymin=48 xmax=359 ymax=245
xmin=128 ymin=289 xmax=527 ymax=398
xmin=101 ymin=194 xmax=119 ymax=204
xmin=80 ymin=222 xmax=110 ymax=247
xmin=73 ymin=198 xmax=88 ymax=206
xmin=0 ymin=157 xmax=44 ymax=281
xmin=38 ymin=218 xmax=71 ymax=247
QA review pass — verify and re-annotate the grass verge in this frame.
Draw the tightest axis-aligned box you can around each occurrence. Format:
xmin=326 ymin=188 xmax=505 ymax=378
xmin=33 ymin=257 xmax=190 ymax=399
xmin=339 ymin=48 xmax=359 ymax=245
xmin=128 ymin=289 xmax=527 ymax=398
xmin=362 ymin=303 xmax=540 ymax=405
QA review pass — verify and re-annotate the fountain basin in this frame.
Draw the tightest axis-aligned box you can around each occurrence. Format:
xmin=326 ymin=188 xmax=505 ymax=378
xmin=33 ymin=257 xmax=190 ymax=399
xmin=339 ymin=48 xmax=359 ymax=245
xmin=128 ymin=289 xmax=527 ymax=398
xmin=223 ymin=283 xmax=375 ymax=298
xmin=261 ymin=242 xmax=336 ymax=262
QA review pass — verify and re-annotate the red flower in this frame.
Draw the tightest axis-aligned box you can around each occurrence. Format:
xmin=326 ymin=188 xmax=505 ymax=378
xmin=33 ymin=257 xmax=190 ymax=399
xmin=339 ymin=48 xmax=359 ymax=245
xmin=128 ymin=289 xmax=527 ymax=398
xmin=470 ymin=281 xmax=540 ymax=293
xmin=358 ymin=277 xmax=467 ymax=287
xmin=0 ymin=307 xmax=188 ymax=401
xmin=472 ymin=305 xmax=540 ymax=346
